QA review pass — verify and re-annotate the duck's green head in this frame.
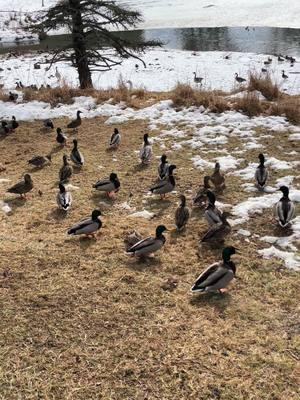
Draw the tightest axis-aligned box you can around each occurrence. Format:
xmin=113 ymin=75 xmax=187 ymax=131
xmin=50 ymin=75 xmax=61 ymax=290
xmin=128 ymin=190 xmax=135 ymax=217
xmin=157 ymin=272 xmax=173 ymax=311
xmin=92 ymin=209 xmax=102 ymax=220
xmin=114 ymin=128 xmax=119 ymax=134
xmin=24 ymin=174 xmax=32 ymax=183
xmin=279 ymin=186 xmax=289 ymax=197
xmin=143 ymin=133 xmax=149 ymax=144
xmin=215 ymin=162 xmax=220 ymax=171
xmin=161 ymin=154 xmax=167 ymax=163
xmin=57 ymin=127 xmax=62 ymax=134
xmin=179 ymin=194 xmax=186 ymax=207
xmin=73 ymin=139 xmax=78 ymax=147
xmin=168 ymin=164 xmax=177 ymax=175
xmin=204 ymin=175 xmax=211 ymax=186
xmin=156 ymin=225 xmax=168 ymax=237
xmin=258 ymin=153 xmax=265 ymax=165
xmin=110 ymin=172 xmax=118 ymax=181
xmin=222 ymin=246 xmax=237 ymax=262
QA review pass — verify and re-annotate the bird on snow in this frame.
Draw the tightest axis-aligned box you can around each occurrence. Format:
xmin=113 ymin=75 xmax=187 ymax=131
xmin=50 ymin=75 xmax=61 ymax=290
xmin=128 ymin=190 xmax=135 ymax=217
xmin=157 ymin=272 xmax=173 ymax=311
xmin=191 ymin=246 xmax=238 ymax=293
xmin=56 ymin=128 xmax=68 ymax=147
xmin=57 ymin=183 xmax=72 ymax=212
xmin=193 ymin=176 xmax=211 ymax=208
xmin=59 ymin=155 xmax=73 ymax=183
xmin=43 ymin=119 xmax=54 ymax=129
xmin=140 ymin=133 xmax=152 ymax=164
xmin=175 ymin=195 xmax=190 ymax=231
xmin=126 ymin=225 xmax=168 ymax=257
xmin=7 ymin=174 xmax=33 ymax=199
xmin=68 ymin=209 xmax=102 ymax=238
xmin=193 ymin=72 xmax=203 ymax=84
xmin=6 ymin=116 xmax=19 ymax=132
xmin=210 ymin=162 xmax=226 ymax=193
xmin=150 ymin=165 xmax=176 ymax=199
xmin=8 ymin=92 xmax=18 ymax=102
xmin=204 ymin=190 xmax=223 ymax=227
xmin=93 ymin=172 xmax=120 ymax=198
xmin=255 ymin=153 xmax=268 ymax=190
xmin=70 ymin=139 xmax=84 ymax=167
xmin=158 ymin=154 xmax=169 ymax=180
xmin=109 ymin=128 xmax=121 ymax=149
xmin=282 ymin=70 xmax=288 ymax=79
xmin=274 ymin=186 xmax=295 ymax=228
xmin=235 ymin=73 xmax=246 ymax=83
xmin=67 ymin=110 xmax=82 ymax=131
xmin=28 ymin=154 xmax=51 ymax=168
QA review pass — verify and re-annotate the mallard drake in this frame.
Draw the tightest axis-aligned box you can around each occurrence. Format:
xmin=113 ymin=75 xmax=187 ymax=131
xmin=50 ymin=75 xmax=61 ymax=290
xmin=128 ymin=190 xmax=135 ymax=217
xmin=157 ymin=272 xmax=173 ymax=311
xmin=67 ymin=110 xmax=82 ymax=131
xmin=175 ymin=195 xmax=190 ymax=230
xmin=57 ymin=183 xmax=72 ymax=211
xmin=191 ymin=246 xmax=237 ymax=293
xmin=68 ymin=209 xmax=102 ymax=238
xmin=59 ymin=155 xmax=73 ymax=182
xmin=28 ymin=154 xmax=51 ymax=168
xmin=140 ymin=133 xmax=152 ymax=164
xmin=93 ymin=172 xmax=120 ymax=198
xmin=193 ymin=72 xmax=203 ymax=84
xmin=193 ymin=176 xmax=211 ymax=208
xmin=70 ymin=139 xmax=84 ymax=166
xmin=44 ymin=119 xmax=54 ymax=129
xmin=255 ymin=153 xmax=268 ymax=190
xmin=150 ymin=165 xmax=176 ymax=199
xmin=56 ymin=128 xmax=67 ymax=146
xmin=210 ymin=162 xmax=226 ymax=192
xmin=158 ymin=154 xmax=169 ymax=180
xmin=201 ymin=211 xmax=231 ymax=243
xmin=235 ymin=73 xmax=246 ymax=83
xmin=109 ymin=128 xmax=121 ymax=149
xmin=7 ymin=174 xmax=33 ymax=198
xmin=205 ymin=190 xmax=222 ymax=226
xmin=274 ymin=186 xmax=295 ymax=228
xmin=282 ymin=70 xmax=288 ymax=79
xmin=126 ymin=225 xmax=167 ymax=257
xmin=6 ymin=116 xmax=19 ymax=131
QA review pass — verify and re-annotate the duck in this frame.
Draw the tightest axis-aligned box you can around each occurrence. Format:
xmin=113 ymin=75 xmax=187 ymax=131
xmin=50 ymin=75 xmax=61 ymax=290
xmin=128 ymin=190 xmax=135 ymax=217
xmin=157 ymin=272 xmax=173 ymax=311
xmin=57 ymin=183 xmax=72 ymax=211
xmin=43 ymin=119 xmax=54 ymax=129
xmin=70 ymin=139 xmax=84 ymax=167
xmin=0 ymin=121 xmax=9 ymax=135
xmin=255 ymin=153 xmax=268 ymax=190
xmin=126 ymin=225 xmax=167 ymax=257
xmin=175 ymin=195 xmax=190 ymax=231
xmin=235 ymin=73 xmax=246 ymax=83
xmin=28 ymin=154 xmax=51 ymax=168
xmin=7 ymin=174 xmax=33 ymax=199
xmin=282 ymin=70 xmax=288 ymax=79
xmin=67 ymin=110 xmax=82 ymax=131
xmin=59 ymin=155 xmax=73 ymax=182
xmin=201 ymin=211 xmax=231 ymax=243
xmin=55 ymin=66 xmax=61 ymax=82
xmin=150 ymin=165 xmax=176 ymax=199
xmin=6 ymin=116 xmax=19 ymax=131
xmin=193 ymin=72 xmax=203 ymax=84
xmin=204 ymin=190 xmax=222 ymax=226
xmin=8 ymin=91 xmax=18 ymax=102
xmin=264 ymin=60 xmax=272 ymax=65
xmin=191 ymin=246 xmax=237 ymax=293
xmin=261 ymin=68 xmax=267 ymax=73
xmin=109 ymin=128 xmax=121 ymax=149
xmin=193 ymin=176 xmax=211 ymax=208
xmin=56 ymin=128 xmax=68 ymax=146
xmin=274 ymin=186 xmax=295 ymax=228
xmin=210 ymin=162 xmax=226 ymax=192
xmin=68 ymin=209 xmax=102 ymax=238
xmin=158 ymin=154 xmax=169 ymax=180
xmin=278 ymin=55 xmax=285 ymax=62
xmin=140 ymin=133 xmax=152 ymax=164
xmin=93 ymin=172 xmax=120 ymax=198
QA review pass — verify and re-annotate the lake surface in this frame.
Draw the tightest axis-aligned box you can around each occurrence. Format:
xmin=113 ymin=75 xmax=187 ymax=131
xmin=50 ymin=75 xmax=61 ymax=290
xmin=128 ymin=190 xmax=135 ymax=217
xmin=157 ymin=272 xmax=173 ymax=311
xmin=1 ymin=26 xmax=300 ymax=58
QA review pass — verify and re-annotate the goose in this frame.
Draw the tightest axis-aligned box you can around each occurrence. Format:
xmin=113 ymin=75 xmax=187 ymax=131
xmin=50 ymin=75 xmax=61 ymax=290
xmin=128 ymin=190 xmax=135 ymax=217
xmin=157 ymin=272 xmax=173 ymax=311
xmin=274 ymin=186 xmax=295 ymax=228
xmin=175 ymin=195 xmax=190 ymax=231
xmin=57 ymin=183 xmax=72 ymax=211
xmin=191 ymin=246 xmax=237 ymax=293
xmin=93 ymin=173 xmax=120 ymax=198
xmin=150 ymin=165 xmax=176 ymax=199
xmin=264 ymin=60 xmax=272 ymax=65
xmin=6 ymin=116 xmax=19 ymax=131
xmin=70 ymin=139 xmax=84 ymax=167
xmin=204 ymin=190 xmax=222 ymax=227
xmin=193 ymin=176 xmax=211 ymax=208
xmin=109 ymin=128 xmax=121 ymax=149
xmin=193 ymin=72 xmax=203 ymax=84
xmin=68 ymin=209 xmax=102 ymax=238
xmin=235 ymin=73 xmax=246 ymax=83
xmin=268 ymin=57 xmax=273 ymax=62
xmin=126 ymin=225 xmax=167 ymax=257
xmin=55 ymin=67 xmax=61 ymax=82
xmin=0 ymin=121 xmax=9 ymax=135
xmin=59 ymin=155 xmax=73 ymax=182
xmin=7 ymin=174 xmax=33 ymax=199
xmin=43 ymin=119 xmax=54 ymax=129
xmin=282 ymin=70 xmax=288 ymax=79
xmin=278 ymin=56 xmax=285 ymax=62
xmin=140 ymin=133 xmax=152 ymax=164
xmin=201 ymin=211 xmax=231 ymax=243
xmin=67 ymin=110 xmax=82 ymax=131
xmin=28 ymin=154 xmax=51 ymax=168
xmin=261 ymin=68 xmax=267 ymax=73
xmin=8 ymin=92 xmax=18 ymax=102
xmin=158 ymin=154 xmax=169 ymax=180
xmin=255 ymin=153 xmax=268 ymax=190
xmin=210 ymin=162 xmax=226 ymax=193
xmin=56 ymin=128 xmax=67 ymax=146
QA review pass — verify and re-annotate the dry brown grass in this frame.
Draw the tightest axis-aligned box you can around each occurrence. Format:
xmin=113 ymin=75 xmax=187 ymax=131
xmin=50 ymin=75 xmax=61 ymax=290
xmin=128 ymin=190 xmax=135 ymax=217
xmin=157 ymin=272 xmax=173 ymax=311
xmin=0 ymin=114 xmax=299 ymax=399
xmin=234 ymin=91 xmax=265 ymax=117
xmin=269 ymin=97 xmax=300 ymax=124
xmin=248 ymin=73 xmax=281 ymax=101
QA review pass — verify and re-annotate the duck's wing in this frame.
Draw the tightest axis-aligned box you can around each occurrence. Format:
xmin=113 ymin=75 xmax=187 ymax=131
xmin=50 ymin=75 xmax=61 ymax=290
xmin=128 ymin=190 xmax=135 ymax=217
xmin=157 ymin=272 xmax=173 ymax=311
xmin=275 ymin=200 xmax=295 ymax=225
xmin=191 ymin=263 xmax=229 ymax=292
xmin=205 ymin=208 xmax=222 ymax=225
xmin=93 ymin=178 xmax=114 ymax=191
xmin=140 ymin=145 xmax=152 ymax=161
xmin=71 ymin=149 xmax=84 ymax=165
xmin=255 ymin=167 xmax=268 ymax=186
xmin=110 ymin=134 xmax=120 ymax=146
xmin=68 ymin=218 xmax=99 ymax=235
xmin=127 ymin=236 xmax=155 ymax=252
xmin=7 ymin=180 xmax=25 ymax=194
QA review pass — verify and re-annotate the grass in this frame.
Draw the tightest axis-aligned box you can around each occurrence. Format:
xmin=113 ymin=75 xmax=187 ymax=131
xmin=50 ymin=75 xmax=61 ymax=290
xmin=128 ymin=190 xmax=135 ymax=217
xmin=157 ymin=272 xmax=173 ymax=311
xmin=234 ymin=91 xmax=264 ymax=117
xmin=248 ymin=73 xmax=281 ymax=101
xmin=0 ymin=113 xmax=299 ymax=399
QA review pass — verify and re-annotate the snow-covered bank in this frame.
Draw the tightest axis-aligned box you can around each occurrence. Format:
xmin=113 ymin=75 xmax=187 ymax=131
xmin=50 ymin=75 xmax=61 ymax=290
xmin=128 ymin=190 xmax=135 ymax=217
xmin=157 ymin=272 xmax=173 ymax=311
xmin=0 ymin=48 xmax=299 ymax=94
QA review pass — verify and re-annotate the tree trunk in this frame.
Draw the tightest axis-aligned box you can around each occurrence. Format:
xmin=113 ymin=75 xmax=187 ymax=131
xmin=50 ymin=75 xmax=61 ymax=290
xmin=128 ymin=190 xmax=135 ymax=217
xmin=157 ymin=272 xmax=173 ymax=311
xmin=69 ymin=0 xmax=93 ymax=89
